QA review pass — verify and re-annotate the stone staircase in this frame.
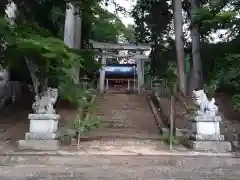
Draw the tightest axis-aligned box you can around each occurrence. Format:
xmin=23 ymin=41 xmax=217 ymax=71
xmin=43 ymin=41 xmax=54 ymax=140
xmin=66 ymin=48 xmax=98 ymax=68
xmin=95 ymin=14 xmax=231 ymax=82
xmin=89 ymin=93 xmax=160 ymax=140
xmin=69 ymin=92 xmax=174 ymax=152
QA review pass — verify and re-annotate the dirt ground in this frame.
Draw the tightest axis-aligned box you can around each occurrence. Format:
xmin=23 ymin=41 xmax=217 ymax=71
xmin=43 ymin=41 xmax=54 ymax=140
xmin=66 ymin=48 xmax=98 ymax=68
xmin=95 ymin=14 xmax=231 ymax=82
xmin=0 ymin=98 xmax=31 ymax=153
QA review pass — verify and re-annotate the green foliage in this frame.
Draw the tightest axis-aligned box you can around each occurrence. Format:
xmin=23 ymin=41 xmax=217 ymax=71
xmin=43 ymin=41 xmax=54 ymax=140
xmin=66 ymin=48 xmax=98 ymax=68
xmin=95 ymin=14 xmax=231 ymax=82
xmin=15 ymin=36 xmax=79 ymax=62
xmin=91 ymin=18 xmax=121 ymax=42
xmin=204 ymin=79 xmax=220 ymax=99
xmin=217 ymin=54 xmax=240 ymax=111
xmin=61 ymin=81 xmax=95 ymax=107
xmin=91 ymin=5 xmax=131 ymax=43
xmin=132 ymin=0 xmax=176 ymax=91
xmin=132 ymin=0 xmax=172 ymax=43
xmin=73 ymin=113 xmax=103 ymax=134
xmin=0 ymin=18 xmax=15 ymax=62
xmin=161 ymin=131 xmax=180 ymax=145
xmin=61 ymin=78 xmax=103 ymax=145
xmin=202 ymin=48 xmax=240 ymax=110
xmin=60 ymin=78 xmax=102 ymax=132
xmin=9 ymin=0 xmax=132 ymax=43
xmin=5 ymin=31 xmax=82 ymax=87
xmin=122 ymin=24 xmax=135 ymax=43
xmin=72 ymin=49 xmax=102 ymax=74
xmin=196 ymin=10 xmax=236 ymax=34
xmin=12 ymin=0 xmax=66 ymax=37
xmin=66 ymin=83 xmax=103 ymax=147
xmin=0 ymin=18 xmax=14 ymax=40
xmin=232 ymin=94 xmax=240 ymax=111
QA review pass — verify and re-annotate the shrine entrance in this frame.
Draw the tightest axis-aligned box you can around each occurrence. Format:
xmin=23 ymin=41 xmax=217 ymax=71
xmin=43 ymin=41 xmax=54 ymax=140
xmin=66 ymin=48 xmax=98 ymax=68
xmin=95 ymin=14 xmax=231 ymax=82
xmin=70 ymin=40 xmax=169 ymax=153
xmin=103 ymin=63 xmax=137 ymax=93
xmin=90 ymin=40 xmax=151 ymax=94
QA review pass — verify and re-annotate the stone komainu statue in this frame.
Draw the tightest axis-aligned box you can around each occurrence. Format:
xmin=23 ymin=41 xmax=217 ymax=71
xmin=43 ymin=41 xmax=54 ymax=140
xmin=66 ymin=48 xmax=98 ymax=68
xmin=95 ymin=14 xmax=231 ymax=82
xmin=192 ymin=89 xmax=218 ymax=118
xmin=32 ymin=88 xmax=58 ymax=114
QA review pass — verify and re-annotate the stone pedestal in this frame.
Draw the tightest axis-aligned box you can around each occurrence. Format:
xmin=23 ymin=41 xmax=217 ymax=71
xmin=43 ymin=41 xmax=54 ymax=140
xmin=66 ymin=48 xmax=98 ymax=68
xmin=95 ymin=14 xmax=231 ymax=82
xmin=188 ymin=115 xmax=232 ymax=152
xmin=18 ymin=114 xmax=61 ymax=150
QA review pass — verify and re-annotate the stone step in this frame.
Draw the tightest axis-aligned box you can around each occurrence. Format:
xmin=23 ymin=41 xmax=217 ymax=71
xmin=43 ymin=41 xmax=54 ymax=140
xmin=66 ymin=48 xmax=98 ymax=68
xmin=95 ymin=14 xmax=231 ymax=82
xmin=189 ymin=141 xmax=232 ymax=153
xmin=68 ymin=138 xmax=171 ymax=154
xmin=82 ymin=130 xmax=160 ymax=140
xmin=18 ymin=140 xmax=60 ymax=151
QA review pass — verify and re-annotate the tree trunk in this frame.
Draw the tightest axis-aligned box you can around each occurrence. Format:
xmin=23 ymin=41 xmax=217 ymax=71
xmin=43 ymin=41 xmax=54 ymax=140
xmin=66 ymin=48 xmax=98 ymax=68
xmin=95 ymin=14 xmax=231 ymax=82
xmin=173 ymin=0 xmax=187 ymax=96
xmin=190 ymin=0 xmax=203 ymax=92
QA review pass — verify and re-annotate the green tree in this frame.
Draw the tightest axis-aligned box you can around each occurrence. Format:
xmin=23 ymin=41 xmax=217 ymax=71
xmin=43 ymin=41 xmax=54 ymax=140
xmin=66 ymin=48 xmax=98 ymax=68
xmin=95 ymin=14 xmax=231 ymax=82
xmin=91 ymin=5 xmax=130 ymax=43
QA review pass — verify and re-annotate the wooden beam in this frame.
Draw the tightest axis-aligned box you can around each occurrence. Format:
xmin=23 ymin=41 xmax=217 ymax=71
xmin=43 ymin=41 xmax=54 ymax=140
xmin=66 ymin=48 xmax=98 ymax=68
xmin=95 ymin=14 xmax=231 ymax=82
xmin=90 ymin=40 xmax=151 ymax=50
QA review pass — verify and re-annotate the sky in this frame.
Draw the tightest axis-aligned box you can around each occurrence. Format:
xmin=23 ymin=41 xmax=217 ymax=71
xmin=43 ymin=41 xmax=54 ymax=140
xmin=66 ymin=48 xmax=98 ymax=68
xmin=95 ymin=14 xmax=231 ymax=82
xmin=103 ymin=0 xmax=135 ymax=26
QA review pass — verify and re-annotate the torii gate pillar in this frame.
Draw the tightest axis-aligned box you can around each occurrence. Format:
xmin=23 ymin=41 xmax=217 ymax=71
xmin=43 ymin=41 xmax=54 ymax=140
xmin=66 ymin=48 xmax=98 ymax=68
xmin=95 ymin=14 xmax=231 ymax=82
xmin=132 ymin=55 xmax=150 ymax=93
xmin=64 ymin=2 xmax=81 ymax=48
xmin=64 ymin=1 xmax=82 ymax=84
xmin=136 ymin=60 xmax=143 ymax=92
xmin=99 ymin=54 xmax=106 ymax=93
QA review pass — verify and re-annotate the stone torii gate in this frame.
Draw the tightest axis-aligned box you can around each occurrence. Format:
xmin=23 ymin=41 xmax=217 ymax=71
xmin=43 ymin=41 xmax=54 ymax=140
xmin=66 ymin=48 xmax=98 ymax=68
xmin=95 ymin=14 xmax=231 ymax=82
xmin=90 ymin=40 xmax=151 ymax=93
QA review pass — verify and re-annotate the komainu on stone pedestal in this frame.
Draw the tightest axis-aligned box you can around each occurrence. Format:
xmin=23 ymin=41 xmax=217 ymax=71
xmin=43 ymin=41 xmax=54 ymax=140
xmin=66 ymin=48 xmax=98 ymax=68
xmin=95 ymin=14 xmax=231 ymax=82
xmin=18 ymin=87 xmax=61 ymax=150
xmin=187 ymin=89 xmax=232 ymax=152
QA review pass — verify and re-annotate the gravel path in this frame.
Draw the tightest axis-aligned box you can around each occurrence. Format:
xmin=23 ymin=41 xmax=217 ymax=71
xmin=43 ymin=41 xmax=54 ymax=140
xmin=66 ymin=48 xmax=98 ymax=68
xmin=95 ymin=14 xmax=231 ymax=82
xmin=0 ymin=155 xmax=239 ymax=179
